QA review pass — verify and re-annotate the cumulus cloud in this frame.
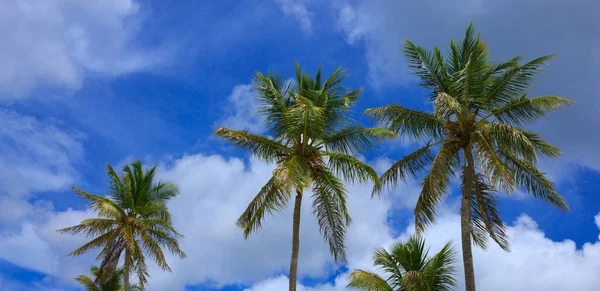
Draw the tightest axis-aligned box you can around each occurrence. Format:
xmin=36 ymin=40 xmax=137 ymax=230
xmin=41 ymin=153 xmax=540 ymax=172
xmin=0 ymin=0 xmax=170 ymax=100
xmin=249 ymin=211 xmax=600 ymax=291
xmin=331 ymin=0 xmax=600 ymax=170
xmin=0 ymin=204 xmax=94 ymax=288
xmin=4 ymin=150 xmax=600 ymax=291
xmin=146 ymin=154 xmax=394 ymax=290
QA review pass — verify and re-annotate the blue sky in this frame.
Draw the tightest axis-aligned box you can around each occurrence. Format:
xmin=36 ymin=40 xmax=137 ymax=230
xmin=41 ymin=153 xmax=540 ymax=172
xmin=1 ymin=0 xmax=600 ymax=290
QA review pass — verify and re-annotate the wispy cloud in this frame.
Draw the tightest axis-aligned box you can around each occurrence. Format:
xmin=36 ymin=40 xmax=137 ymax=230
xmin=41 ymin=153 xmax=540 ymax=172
xmin=274 ymin=0 xmax=313 ymax=33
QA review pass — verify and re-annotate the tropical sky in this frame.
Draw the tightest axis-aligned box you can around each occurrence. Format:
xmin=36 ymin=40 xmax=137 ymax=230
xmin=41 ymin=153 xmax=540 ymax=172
xmin=1 ymin=0 xmax=599 ymax=290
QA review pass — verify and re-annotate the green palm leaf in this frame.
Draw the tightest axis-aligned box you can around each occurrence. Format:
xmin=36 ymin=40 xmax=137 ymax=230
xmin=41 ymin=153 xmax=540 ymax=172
xmin=348 ymin=235 xmax=457 ymax=291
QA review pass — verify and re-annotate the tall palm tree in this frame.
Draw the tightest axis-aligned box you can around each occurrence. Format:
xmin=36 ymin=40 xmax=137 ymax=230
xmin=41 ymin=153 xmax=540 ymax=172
xmin=347 ymin=235 xmax=456 ymax=291
xmin=76 ymin=266 xmax=141 ymax=291
xmin=58 ymin=161 xmax=186 ymax=290
xmin=215 ymin=63 xmax=394 ymax=291
xmin=367 ymin=24 xmax=572 ymax=291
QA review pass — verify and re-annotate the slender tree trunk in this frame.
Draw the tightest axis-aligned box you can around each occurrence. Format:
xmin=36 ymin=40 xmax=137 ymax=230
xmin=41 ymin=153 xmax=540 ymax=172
xmin=289 ymin=189 xmax=303 ymax=291
xmin=124 ymin=248 xmax=131 ymax=291
xmin=461 ymin=150 xmax=476 ymax=291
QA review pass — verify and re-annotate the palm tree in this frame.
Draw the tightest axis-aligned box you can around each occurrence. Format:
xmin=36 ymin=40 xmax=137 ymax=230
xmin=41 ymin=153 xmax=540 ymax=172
xmin=215 ymin=63 xmax=394 ymax=291
xmin=347 ymin=235 xmax=456 ymax=291
xmin=76 ymin=266 xmax=141 ymax=291
xmin=58 ymin=161 xmax=186 ymax=290
xmin=366 ymin=24 xmax=572 ymax=291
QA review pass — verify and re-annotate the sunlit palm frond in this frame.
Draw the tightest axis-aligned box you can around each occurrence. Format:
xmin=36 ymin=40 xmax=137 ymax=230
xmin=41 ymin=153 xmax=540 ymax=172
xmin=75 ymin=274 xmax=101 ymax=291
xmin=71 ymin=187 xmax=125 ymax=219
xmin=347 ymin=270 xmax=393 ymax=291
xmin=472 ymin=132 xmax=515 ymax=192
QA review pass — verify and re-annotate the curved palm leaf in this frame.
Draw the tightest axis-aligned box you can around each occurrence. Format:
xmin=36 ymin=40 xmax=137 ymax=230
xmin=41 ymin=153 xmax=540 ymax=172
xmin=348 ymin=235 xmax=457 ymax=291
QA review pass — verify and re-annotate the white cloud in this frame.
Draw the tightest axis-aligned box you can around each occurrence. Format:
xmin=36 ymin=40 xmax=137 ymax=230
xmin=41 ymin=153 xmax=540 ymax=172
xmin=274 ymin=0 xmax=313 ymax=33
xmin=0 ymin=203 xmax=94 ymax=288
xmin=0 ymin=109 xmax=83 ymax=197
xmin=3 ymin=150 xmax=600 ymax=291
xmin=146 ymin=154 xmax=395 ymax=290
xmin=249 ymin=210 xmax=600 ymax=291
xmin=0 ymin=0 xmax=170 ymax=100
xmin=219 ymin=84 xmax=265 ymax=134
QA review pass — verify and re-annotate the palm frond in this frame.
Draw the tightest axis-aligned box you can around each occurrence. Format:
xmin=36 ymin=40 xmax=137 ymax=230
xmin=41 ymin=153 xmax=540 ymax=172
xmin=433 ymin=92 xmax=463 ymax=119
xmin=481 ymin=55 xmax=556 ymax=110
xmin=71 ymin=187 xmax=125 ymax=219
xmin=372 ymin=247 xmax=403 ymax=288
xmin=214 ymin=127 xmax=290 ymax=162
xmin=391 ymin=235 xmax=429 ymax=272
xmin=236 ymin=176 xmax=292 ymax=238
xmin=414 ymin=143 xmax=459 ymax=232
xmin=347 ymin=270 xmax=393 ymax=291
xmin=365 ymin=105 xmax=445 ymax=140
xmin=485 ymin=95 xmax=573 ymax=125
xmin=472 ymin=132 xmax=515 ymax=192
xmin=57 ymin=218 xmax=117 ymax=238
xmin=404 ymin=40 xmax=449 ymax=95
xmin=62 ymin=230 xmax=116 ymax=257
xmin=310 ymin=166 xmax=350 ymax=263
xmin=498 ymin=149 xmax=569 ymax=210
xmin=421 ymin=241 xmax=457 ymax=291
xmin=375 ymin=143 xmax=435 ymax=195
xmin=325 ymin=153 xmax=380 ymax=187
xmin=320 ymin=125 xmax=396 ymax=155
xmin=483 ymin=122 xmax=538 ymax=162
xmin=468 ymin=172 xmax=509 ymax=251
xmin=75 ymin=275 xmax=101 ymax=291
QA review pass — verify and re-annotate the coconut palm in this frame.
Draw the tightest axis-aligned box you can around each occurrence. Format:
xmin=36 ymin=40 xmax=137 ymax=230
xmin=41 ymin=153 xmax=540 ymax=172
xmin=76 ymin=266 xmax=141 ymax=291
xmin=59 ymin=161 xmax=186 ymax=290
xmin=347 ymin=235 xmax=456 ymax=291
xmin=214 ymin=63 xmax=394 ymax=291
xmin=367 ymin=24 xmax=572 ymax=291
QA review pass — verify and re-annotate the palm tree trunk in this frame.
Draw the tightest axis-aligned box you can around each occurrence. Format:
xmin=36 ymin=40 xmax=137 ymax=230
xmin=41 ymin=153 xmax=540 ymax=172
xmin=124 ymin=248 xmax=131 ymax=291
xmin=289 ymin=189 xmax=303 ymax=291
xmin=461 ymin=150 xmax=476 ymax=291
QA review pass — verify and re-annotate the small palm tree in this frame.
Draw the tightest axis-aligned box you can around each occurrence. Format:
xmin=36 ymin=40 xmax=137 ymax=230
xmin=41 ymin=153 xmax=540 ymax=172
xmin=215 ymin=63 xmax=394 ymax=291
xmin=347 ymin=235 xmax=456 ymax=291
xmin=76 ymin=266 xmax=140 ymax=291
xmin=367 ymin=24 xmax=571 ymax=291
xmin=59 ymin=161 xmax=186 ymax=290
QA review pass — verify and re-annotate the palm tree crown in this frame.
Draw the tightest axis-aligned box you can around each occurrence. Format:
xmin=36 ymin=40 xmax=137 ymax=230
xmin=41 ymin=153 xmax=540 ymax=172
xmin=347 ymin=235 xmax=457 ymax=291
xmin=215 ymin=63 xmax=394 ymax=290
xmin=59 ymin=161 xmax=186 ymax=290
xmin=367 ymin=23 xmax=572 ymax=290
xmin=76 ymin=265 xmax=140 ymax=291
